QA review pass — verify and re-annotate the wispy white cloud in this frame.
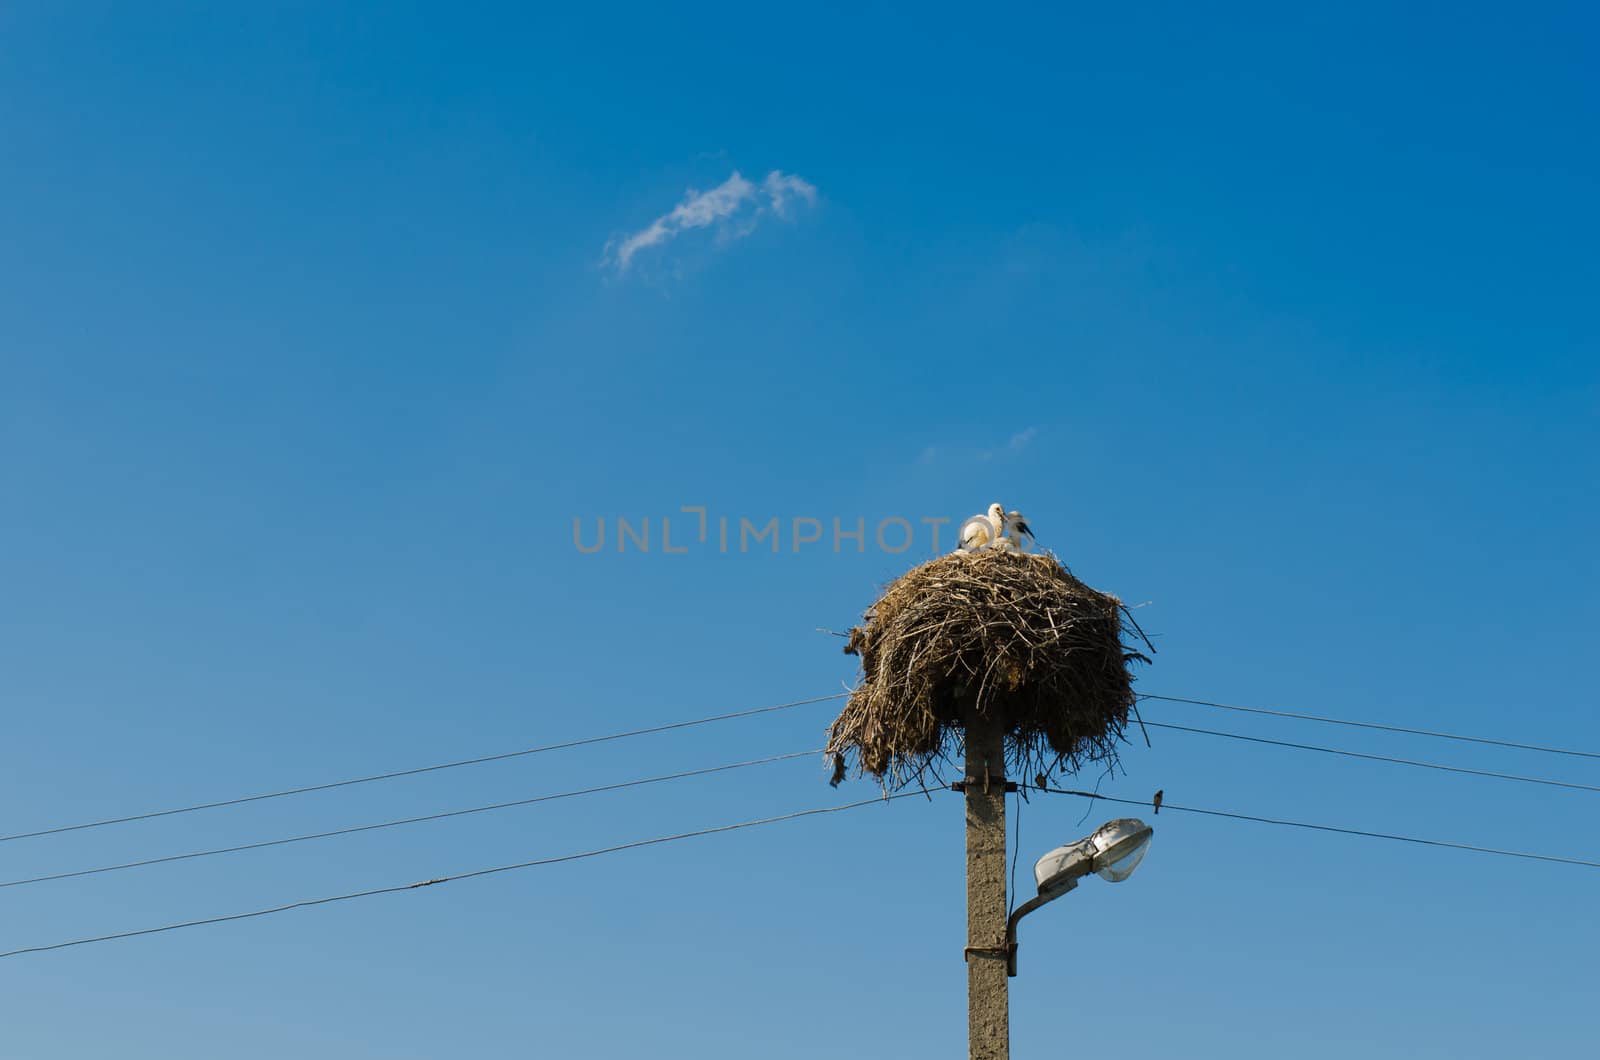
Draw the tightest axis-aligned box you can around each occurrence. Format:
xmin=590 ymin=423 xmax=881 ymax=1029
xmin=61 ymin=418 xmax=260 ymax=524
xmin=922 ymin=427 xmax=1039 ymax=466
xmin=1007 ymin=427 xmax=1037 ymax=452
xmin=606 ymin=169 xmax=818 ymax=272
xmin=762 ymin=170 xmax=818 ymax=218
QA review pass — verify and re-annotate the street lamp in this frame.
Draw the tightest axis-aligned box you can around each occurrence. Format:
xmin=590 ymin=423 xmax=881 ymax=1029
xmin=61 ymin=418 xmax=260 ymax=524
xmin=1004 ymin=817 xmax=1153 ymax=976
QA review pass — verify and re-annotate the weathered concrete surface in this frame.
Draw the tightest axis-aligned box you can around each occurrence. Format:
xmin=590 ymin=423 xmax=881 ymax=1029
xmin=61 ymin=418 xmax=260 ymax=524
xmin=964 ymin=708 xmax=1009 ymax=1060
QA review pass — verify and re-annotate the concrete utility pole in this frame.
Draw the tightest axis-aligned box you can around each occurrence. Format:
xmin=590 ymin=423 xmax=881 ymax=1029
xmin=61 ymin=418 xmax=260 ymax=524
xmin=962 ymin=705 xmax=1010 ymax=1059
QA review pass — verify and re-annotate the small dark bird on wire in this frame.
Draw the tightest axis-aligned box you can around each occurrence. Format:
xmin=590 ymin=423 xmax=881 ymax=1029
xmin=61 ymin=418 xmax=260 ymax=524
xmin=1152 ymin=789 xmax=1163 ymax=815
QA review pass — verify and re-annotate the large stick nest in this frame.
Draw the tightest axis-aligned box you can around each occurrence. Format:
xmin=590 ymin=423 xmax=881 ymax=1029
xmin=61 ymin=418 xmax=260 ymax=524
xmin=827 ymin=550 xmax=1151 ymax=790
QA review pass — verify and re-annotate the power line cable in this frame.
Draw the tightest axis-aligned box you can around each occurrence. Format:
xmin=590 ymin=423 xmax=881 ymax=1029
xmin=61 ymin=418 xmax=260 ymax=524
xmin=0 ymin=792 xmax=919 ymax=960
xmin=0 ymin=693 xmax=847 ymax=846
xmin=0 ymin=750 xmax=821 ymax=891
xmin=18 ymin=689 xmax=1587 ymax=849
xmin=1036 ymin=786 xmax=1600 ymax=870
xmin=1141 ymin=721 xmax=1600 ymax=794
xmin=1139 ymin=693 xmax=1600 ymax=761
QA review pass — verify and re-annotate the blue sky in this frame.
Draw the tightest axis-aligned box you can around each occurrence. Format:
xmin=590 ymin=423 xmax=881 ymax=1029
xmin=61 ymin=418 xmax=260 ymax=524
xmin=2 ymin=3 xmax=1596 ymax=1056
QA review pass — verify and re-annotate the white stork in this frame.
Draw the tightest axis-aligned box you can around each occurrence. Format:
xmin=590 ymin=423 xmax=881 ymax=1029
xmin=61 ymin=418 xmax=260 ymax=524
xmin=958 ymin=501 xmax=1007 ymax=552
xmin=1002 ymin=509 xmax=1036 ymax=551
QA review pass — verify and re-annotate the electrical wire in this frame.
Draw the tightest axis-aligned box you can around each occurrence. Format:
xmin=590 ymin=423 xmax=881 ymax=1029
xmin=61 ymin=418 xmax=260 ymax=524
xmin=1140 ymin=693 xmax=1600 ymax=761
xmin=1007 ymin=788 xmax=1022 ymax=918
xmin=16 ymin=689 xmax=1587 ymax=849
xmin=1141 ymin=722 xmax=1600 ymax=794
xmin=1035 ymin=786 xmax=1600 ymax=870
xmin=0 ymin=792 xmax=920 ymax=960
xmin=0 ymin=750 xmax=821 ymax=891
xmin=0 ymin=693 xmax=847 ymax=845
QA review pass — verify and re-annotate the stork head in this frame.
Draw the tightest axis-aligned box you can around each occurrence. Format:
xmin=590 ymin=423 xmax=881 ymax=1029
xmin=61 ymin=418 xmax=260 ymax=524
xmin=988 ymin=502 xmax=1005 ymax=521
